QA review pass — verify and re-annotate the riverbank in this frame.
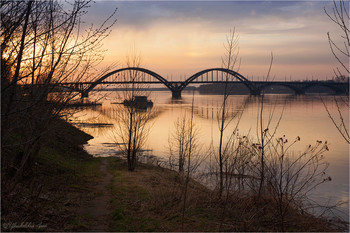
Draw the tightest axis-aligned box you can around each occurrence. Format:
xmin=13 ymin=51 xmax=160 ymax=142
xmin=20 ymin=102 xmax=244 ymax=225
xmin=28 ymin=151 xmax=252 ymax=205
xmin=90 ymin=158 xmax=347 ymax=232
xmin=1 ymin=119 xmax=102 ymax=231
xmin=1 ymin=120 xmax=347 ymax=232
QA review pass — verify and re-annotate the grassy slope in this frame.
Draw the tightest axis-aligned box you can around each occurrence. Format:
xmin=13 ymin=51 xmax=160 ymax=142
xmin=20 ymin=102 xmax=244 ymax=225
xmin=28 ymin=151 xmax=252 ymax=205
xmin=1 ymin=119 xmax=103 ymax=232
xmin=106 ymin=158 xmax=340 ymax=232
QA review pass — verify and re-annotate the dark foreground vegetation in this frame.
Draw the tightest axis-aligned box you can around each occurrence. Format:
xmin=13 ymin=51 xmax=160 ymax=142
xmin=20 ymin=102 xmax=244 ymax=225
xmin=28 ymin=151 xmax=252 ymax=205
xmin=1 ymin=119 xmax=347 ymax=232
xmin=1 ymin=119 xmax=99 ymax=231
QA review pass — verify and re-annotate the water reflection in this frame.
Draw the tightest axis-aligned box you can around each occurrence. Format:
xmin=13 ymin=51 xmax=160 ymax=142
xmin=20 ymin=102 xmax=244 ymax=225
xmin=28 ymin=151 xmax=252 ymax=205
xmin=69 ymin=91 xmax=349 ymax=220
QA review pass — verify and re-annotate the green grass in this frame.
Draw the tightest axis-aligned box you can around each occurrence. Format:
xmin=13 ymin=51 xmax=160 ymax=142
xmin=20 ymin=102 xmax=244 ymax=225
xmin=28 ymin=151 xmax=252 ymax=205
xmin=31 ymin=123 xmax=105 ymax=231
xmin=36 ymin=143 xmax=103 ymax=178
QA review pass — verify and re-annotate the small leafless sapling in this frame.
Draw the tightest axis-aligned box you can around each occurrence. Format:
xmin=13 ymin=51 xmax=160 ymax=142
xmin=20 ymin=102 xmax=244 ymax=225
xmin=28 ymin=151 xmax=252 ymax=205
xmin=264 ymin=136 xmax=330 ymax=231
xmin=113 ymin=53 xmax=155 ymax=171
xmin=216 ymin=28 xmax=241 ymax=198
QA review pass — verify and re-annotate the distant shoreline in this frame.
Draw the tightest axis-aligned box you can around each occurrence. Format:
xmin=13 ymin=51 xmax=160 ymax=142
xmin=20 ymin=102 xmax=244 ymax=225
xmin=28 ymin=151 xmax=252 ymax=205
xmin=91 ymin=83 xmax=343 ymax=95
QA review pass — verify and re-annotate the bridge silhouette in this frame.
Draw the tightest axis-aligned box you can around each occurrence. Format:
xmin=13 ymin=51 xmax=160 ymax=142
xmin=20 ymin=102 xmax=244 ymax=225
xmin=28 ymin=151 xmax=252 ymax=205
xmin=60 ymin=67 xmax=348 ymax=99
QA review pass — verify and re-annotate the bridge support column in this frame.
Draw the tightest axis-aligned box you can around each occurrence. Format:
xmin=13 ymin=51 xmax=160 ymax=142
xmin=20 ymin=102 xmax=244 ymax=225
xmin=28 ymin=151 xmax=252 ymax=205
xmin=81 ymin=92 xmax=89 ymax=98
xmin=172 ymin=90 xmax=182 ymax=99
xmin=250 ymin=89 xmax=261 ymax=96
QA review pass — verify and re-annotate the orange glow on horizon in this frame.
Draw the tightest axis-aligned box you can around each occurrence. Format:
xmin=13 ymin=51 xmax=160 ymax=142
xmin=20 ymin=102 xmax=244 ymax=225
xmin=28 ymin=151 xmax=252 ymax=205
xmin=87 ymin=1 xmax=346 ymax=82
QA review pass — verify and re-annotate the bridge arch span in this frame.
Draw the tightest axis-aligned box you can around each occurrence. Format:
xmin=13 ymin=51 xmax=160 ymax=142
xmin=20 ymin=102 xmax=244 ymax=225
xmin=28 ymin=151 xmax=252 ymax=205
xmin=259 ymin=83 xmax=303 ymax=95
xmin=302 ymin=82 xmax=348 ymax=94
xmin=180 ymin=68 xmax=255 ymax=93
xmin=82 ymin=67 xmax=172 ymax=97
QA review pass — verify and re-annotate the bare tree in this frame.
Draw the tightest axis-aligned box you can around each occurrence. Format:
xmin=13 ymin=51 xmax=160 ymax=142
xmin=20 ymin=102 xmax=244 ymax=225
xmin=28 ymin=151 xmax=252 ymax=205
xmin=265 ymin=137 xmax=330 ymax=231
xmin=324 ymin=0 xmax=349 ymax=144
xmin=325 ymin=0 xmax=349 ymax=78
xmin=180 ymin=91 xmax=196 ymax=230
xmin=113 ymin=54 xmax=155 ymax=171
xmin=1 ymin=0 xmax=117 ymax=184
xmin=216 ymin=28 xmax=241 ymax=197
xmin=254 ymin=54 xmax=278 ymax=198
xmin=168 ymin=112 xmax=200 ymax=173
xmin=167 ymin=88 xmax=206 ymax=230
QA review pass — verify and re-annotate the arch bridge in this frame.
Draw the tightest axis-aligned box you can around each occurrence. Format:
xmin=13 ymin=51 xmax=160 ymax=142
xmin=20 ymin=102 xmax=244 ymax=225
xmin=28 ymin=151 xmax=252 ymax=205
xmin=60 ymin=67 xmax=348 ymax=99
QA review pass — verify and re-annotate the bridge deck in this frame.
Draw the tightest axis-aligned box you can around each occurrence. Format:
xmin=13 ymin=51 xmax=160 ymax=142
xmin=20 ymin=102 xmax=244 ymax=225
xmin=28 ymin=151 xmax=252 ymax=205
xmin=53 ymin=66 xmax=349 ymax=99
xmin=60 ymin=80 xmax=346 ymax=85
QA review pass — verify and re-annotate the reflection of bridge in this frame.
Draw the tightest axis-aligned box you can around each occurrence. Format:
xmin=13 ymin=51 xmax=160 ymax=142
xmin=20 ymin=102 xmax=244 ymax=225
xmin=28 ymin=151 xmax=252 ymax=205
xmin=60 ymin=67 xmax=348 ymax=99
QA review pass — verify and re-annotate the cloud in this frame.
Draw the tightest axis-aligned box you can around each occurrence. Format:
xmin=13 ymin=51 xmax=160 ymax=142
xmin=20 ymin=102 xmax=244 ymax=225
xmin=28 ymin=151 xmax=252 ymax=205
xmin=83 ymin=2 xmax=309 ymax=28
xmin=83 ymin=1 xmax=347 ymax=80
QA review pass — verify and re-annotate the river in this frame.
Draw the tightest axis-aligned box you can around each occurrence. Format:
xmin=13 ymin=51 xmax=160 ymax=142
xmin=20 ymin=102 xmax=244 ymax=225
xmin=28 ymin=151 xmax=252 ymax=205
xmin=69 ymin=90 xmax=349 ymax=221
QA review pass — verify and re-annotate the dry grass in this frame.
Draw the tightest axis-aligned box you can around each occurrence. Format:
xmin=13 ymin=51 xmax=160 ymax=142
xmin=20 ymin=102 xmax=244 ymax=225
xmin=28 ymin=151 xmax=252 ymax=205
xmin=107 ymin=158 xmax=341 ymax=232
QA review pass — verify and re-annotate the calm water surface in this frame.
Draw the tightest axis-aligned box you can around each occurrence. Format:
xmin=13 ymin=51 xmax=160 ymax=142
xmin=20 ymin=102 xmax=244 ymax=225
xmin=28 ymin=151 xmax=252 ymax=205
xmin=70 ymin=91 xmax=349 ymax=220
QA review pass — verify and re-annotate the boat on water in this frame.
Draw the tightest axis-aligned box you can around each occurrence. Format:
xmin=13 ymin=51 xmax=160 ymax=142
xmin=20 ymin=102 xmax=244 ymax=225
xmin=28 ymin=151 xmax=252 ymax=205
xmin=123 ymin=96 xmax=153 ymax=109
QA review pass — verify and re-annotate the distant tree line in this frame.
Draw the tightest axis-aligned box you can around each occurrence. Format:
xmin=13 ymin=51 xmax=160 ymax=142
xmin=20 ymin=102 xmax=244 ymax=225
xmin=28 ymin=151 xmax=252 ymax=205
xmin=197 ymin=82 xmax=342 ymax=95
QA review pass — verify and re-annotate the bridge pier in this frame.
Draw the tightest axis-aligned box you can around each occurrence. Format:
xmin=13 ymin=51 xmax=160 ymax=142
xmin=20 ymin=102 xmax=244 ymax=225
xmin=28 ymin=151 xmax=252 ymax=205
xmin=172 ymin=90 xmax=182 ymax=99
xmin=81 ymin=92 xmax=89 ymax=98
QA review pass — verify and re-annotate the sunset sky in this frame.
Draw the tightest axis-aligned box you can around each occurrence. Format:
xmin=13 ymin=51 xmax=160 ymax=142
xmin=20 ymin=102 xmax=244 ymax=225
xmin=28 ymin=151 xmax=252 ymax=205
xmin=84 ymin=1 xmax=348 ymax=81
